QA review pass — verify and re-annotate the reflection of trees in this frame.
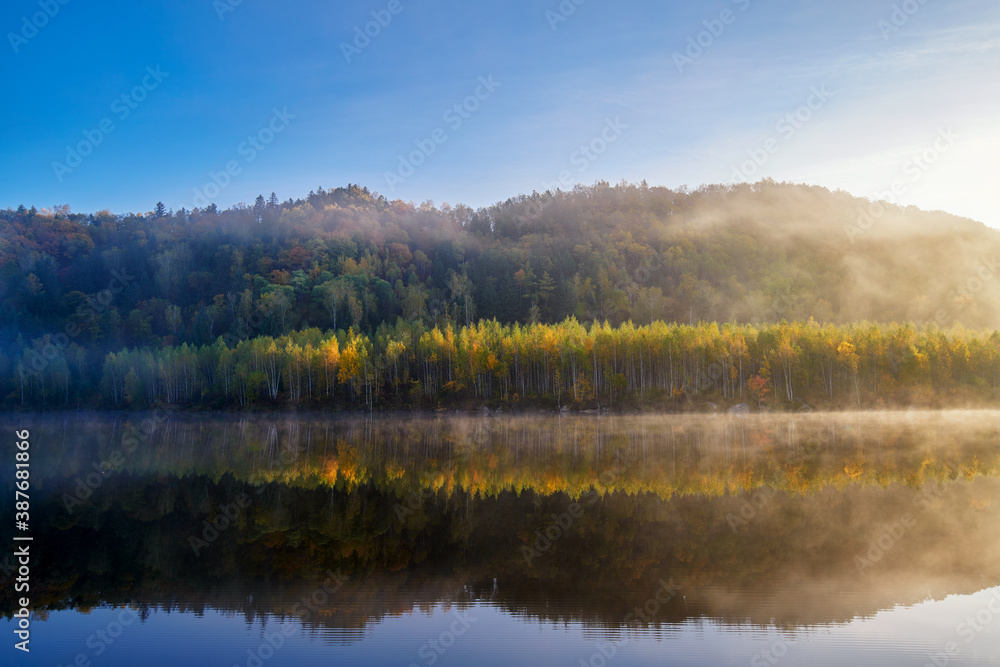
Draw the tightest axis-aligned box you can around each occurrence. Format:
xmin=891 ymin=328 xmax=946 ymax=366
xmin=11 ymin=412 xmax=1000 ymax=499
xmin=3 ymin=469 xmax=999 ymax=632
xmin=2 ymin=412 xmax=999 ymax=635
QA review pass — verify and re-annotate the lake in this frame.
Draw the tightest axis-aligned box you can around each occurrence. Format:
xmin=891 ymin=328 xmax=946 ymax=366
xmin=2 ymin=411 xmax=1000 ymax=666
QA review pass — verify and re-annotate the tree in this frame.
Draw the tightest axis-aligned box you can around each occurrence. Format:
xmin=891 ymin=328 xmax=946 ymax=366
xmin=314 ymin=279 xmax=352 ymax=331
xmin=837 ymin=341 xmax=861 ymax=408
xmin=537 ymin=271 xmax=556 ymax=317
xmin=747 ymin=374 xmax=770 ymax=409
xmin=253 ymin=195 xmax=266 ymax=223
xmin=165 ymin=305 xmax=183 ymax=336
xmin=260 ymin=287 xmax=293 ymax=334
xmin=448 ymin=271 xmax=476 ymax=326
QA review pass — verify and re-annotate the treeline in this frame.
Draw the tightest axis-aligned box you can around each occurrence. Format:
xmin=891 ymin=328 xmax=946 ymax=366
xmin=5 ymin=179 xmax=1000 ymax=410
xmin=13 ymin=318 xmax=1000 ymax=410
xmin=3 ymin=181 xmax=1000 ymax=381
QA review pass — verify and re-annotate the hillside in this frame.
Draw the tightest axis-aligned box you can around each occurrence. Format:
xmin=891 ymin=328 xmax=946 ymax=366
xmin=1 ymin=179 xmax=999 ymax=410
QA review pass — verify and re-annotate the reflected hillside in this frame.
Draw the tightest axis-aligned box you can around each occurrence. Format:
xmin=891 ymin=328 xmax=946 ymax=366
xmin=2 ymin=412 xmax=999 ymax=634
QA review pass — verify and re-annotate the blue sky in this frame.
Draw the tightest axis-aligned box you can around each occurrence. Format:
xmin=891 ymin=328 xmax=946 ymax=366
xmin=1 ymin=0 xmax=998 ymax=225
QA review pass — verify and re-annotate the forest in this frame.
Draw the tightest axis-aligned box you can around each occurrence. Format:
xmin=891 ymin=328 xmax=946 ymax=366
xmin=3 ymin=179 xmax=1000 ymax=410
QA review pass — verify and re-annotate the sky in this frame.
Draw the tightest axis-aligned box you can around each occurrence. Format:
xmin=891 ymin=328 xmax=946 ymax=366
xmin=1 ymin=0 xmax=998 ymax=226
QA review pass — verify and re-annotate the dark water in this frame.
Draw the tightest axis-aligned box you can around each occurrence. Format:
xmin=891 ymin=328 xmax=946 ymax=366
xmin=2 ymin=411 xmax=1000 ymax=666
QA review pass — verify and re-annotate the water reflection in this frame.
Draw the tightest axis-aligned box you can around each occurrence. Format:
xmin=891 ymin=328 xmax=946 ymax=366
xmin=1 ymin=411 xmax=999 ymax=665
xmin=13 ymin=410 xmax=1000 ymax=497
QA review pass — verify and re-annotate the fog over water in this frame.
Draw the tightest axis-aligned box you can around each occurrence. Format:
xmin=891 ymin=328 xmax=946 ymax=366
xmin=2 ymin=410 xmax=999 ymax=667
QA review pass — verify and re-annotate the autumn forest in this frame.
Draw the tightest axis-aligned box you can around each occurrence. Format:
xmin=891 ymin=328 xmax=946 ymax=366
xmin=3 ymin=179 xmax=1000 ymax=411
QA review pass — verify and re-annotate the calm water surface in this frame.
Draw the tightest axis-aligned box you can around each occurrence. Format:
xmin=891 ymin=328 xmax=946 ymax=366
xmin=2 ymin=411 xmax=1000 ymax=666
